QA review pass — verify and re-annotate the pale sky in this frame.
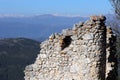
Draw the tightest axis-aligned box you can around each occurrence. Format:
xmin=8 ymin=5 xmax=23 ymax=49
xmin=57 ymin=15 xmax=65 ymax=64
xmin=0 ymin=0 xmax=113 ymax=16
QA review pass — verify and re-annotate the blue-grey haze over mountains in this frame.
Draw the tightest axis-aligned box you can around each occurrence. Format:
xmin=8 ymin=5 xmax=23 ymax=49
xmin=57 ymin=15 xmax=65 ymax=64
xmin=0 ymin=0 xmax=113 ymax=41
xmin=0 ymin=14 xmax=88 ymax=41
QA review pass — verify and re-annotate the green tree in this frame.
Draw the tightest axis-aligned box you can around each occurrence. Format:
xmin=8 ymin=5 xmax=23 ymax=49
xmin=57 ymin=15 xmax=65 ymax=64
xmin=109 ymin=0 xmax=120 ymax=18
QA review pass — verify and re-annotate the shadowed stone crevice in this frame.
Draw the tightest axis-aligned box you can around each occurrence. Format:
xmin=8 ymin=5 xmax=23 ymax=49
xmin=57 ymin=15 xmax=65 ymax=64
xmin=106 ymin=34 xmax=118 ymax=80
xmin=61 ymin=36 xmax=72 ymax=50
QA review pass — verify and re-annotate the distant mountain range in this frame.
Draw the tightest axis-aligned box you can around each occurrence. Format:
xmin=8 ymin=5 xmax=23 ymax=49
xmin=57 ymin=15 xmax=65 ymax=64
xmin=0 ymin=14 xmax=88 ymax=41
xmin=0 ymin=14 xmax=120 ymax=80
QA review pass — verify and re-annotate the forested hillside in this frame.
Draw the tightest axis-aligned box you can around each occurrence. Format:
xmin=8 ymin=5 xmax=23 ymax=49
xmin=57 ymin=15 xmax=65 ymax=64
xmin=0 ymin=38 xmax=40 ymax=80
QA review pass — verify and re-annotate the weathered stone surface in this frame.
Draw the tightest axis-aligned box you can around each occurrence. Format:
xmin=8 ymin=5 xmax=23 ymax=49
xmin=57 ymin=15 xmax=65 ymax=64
xmin=90 ymin=15 xmax=106 ymax=21
xmin=70 ymin=63 xmax=80 ymax=73
xmin=106 ymin=27 xmax=117 ymax=80
xmin=24 ymin=15 xmax=117 ymax=80
xmin=39 ymin=53 xmax=47 ymax=58
xmin=82 ymin=33 xmax=94 ymax=40
xmin=62 ymin=29 xmax=73 ymax=36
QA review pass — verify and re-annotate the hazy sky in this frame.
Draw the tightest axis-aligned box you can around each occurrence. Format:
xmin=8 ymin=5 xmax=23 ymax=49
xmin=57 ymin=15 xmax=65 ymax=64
xmin=0 ymin=0 xmax=113 ymax=16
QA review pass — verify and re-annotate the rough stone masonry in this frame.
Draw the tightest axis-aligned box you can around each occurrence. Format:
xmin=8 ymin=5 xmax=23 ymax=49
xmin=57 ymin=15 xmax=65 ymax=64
xmin=24 ymin=15 xmax=117 ymax=80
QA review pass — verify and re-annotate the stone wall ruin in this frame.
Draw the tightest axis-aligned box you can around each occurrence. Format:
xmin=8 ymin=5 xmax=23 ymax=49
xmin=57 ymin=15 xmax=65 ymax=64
xmin=24 ymin=15 xmax=118 ymax=80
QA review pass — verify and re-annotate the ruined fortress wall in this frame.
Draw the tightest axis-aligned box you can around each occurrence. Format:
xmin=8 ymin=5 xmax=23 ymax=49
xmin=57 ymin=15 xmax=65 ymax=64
xmin=24 ymin=16 xmax=117 ymax=80
xmin=106 ymin=27 xmax=117 ymax=80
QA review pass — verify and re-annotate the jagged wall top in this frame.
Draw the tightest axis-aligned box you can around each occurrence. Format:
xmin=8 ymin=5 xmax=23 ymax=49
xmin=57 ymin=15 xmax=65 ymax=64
xmin=49 ymin=15 xmax=106 ymax=41
xmin=24 ymin=15 xmax=116 ymax=80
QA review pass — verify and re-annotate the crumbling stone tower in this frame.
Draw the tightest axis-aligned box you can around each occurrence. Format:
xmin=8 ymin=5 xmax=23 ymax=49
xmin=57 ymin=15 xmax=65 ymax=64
xmin=24 ymin=16 xmax=117 ymax=80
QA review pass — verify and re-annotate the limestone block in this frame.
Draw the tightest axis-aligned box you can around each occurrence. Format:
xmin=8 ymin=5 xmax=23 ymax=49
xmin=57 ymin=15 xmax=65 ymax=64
xmin=39 ymin=53 xmax=47 ymax=58
xmin=82 ymin=33 xmax=94 ymax=40
xmin=70 ymin=63 xmax=80 ymax=73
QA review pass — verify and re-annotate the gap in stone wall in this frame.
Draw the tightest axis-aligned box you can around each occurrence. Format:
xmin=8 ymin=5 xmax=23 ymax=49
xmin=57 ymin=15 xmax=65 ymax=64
xmin=61 ymin=36 xmax=72 ymax=50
